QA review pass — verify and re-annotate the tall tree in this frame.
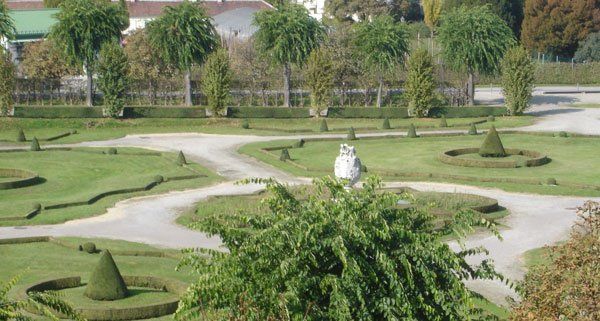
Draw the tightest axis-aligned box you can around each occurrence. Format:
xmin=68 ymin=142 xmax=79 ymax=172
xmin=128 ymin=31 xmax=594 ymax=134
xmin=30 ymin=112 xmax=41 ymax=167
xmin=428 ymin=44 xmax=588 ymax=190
xmin=21 ymin=40 xmax=78 ymax=80
xmin=444 ymin=0 xmax=524 ymax=37
xmin=97 ymin=41 xmax=129 ymax=118
xmin=50 ymin=0 xmax=128 ymax=107
xmin=305 ymin=47 xmax=335 ymax=113
xmin=501 ymin=46 xmax=535 ymax=115
xmin=147 ymin=1 xmax=218 ymax=107
xmin=324 ymin=26 xmax=361 ymax=107
xmin=201 ymin=48 xmax=231 ymax=115
xmin=254 ymin=3 xmax=324 ymax=107
xmin=521 ymin=0 xmax=600 ymax=58
xmin=574 ymin=32 xmax=600 ymax=63
xmin=438 ymin=6 xmax=515 ymax=105
xmin=405 ymin=47 xmax=436 ymax=117
xmin=0 ymin=0 xmax=15 ymax=40
xmin=0 ymin=49 xmax=14 ymax=116
xmin=422 ymin=0 xmax=444 ymax=38
xmin=353 ymin=14 xmax=409 ymax=108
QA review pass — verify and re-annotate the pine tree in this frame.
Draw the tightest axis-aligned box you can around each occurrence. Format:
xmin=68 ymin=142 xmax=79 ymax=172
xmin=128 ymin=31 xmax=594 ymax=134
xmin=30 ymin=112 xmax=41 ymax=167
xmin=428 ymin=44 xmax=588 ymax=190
xmin=97 ymin=42 xmax=129 ymax=118
xmin=202 ymin=48 xmax=232 ymax=115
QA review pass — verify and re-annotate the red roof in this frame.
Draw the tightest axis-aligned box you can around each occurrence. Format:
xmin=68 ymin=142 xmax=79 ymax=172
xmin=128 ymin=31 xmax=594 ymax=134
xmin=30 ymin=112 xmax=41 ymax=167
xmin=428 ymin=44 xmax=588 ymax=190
xmin=6 ymin=1 xmax=272 ymax=18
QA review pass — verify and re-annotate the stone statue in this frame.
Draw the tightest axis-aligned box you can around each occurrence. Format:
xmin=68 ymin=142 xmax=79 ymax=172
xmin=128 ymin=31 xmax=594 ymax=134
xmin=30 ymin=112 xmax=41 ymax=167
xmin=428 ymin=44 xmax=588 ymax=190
xmin=334 ymin=144 xmax=362 ymax=188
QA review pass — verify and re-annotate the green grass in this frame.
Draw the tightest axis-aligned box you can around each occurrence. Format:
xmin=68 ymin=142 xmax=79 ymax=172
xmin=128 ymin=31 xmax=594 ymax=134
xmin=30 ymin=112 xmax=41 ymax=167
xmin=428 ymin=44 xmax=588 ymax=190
xmin=569 ymin=103 xmax=600 ymax=108
xmin=0 ymin=116 xmax=534 ymax=144
xmin=522 ymin=246 xmax=552 ymax=268
xmin=0 ymin=148 xmax=220 ymax=225
xmin=240 ymin=133 xmax=600 ymax=197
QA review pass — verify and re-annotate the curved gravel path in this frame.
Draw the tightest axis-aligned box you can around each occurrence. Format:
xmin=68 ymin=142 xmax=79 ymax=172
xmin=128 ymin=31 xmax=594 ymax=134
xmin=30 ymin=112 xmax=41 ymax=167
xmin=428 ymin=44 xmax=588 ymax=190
xmin=1 ymin=87 xmax=599 ymax=304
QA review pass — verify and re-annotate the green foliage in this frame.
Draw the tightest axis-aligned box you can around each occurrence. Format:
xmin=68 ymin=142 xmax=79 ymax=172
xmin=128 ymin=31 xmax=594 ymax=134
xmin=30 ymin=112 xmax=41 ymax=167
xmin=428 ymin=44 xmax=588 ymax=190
xmin=546 ymin=178 xmax=557 ymax=186
xmin=30 ymin=137 xmax=41 ymax=152
xmin=326 ymin=0 xmax=422 ymax=23
xmin=43 ymin=0 xmax=64 ymax=8
xmin=469 ymin=123 xmax=478 ymax=135
xmin=347 ymin=126 xmax=357 ymax=140
xmin=32 ymin=203 xmax=42 ymax=211
xmin=177 ymin=151 xmax=187 ymax=166
xmin=293 ymin=139 xmax=305 ymax=148
xmin=574 ymin=32 xmax=600 ymax=63
xmin=319 ymin=119 xmax=329 ymax=132
xmin=407 ymin=123 xmax=418 ymax=138
xmin=16 ymin=129 xmax=26 ymax=142
xmin=487 ymin=115 xmax=496 ymax=122
xmin=279 ymin=148 xmax=290 ymax=161
xmin=501 ymin=46 xmax=535 ymax=115
xmin=0 ymin=49 xmax=15 ymax=116
xmin=558 ymin=131 xmax=568 ymax=138
xmin=154 ymin=175 xmax=164 ymax=184
xmin=0 ymin=0 xmax=15 ymax=40
xmin=84 ymin=250 xmax=128 ymax=300
xmin=82 ymin=242 xmax=97 ymax=253
xmin=306 ymin=47 xmax=334 ymax=111
xmin=201 ymin=48 xmax=231 ymax=115
xmin=382 ymin=117 xmax=391 ymax=129
xmin=479 ymin=126 xmax=506 ymax=157
xmin=444 ymin=0 xmax=524 ymax=37
xmin=439 ymin=115 xmax=448 ymax=127
xmin=21 ymin=40 xmax=79 ymax=80
xmin=107 ymin=147 xmax=117 ymax=155
xmin=405 ymin=48 xmax=436 ymax=117
xmin=228 ymin=107 xmax=311 ymax=118
xmin=176 ymin=177 xmax=502 ymax=321
xmin=97 ymin=42 xmax=129 ymax=118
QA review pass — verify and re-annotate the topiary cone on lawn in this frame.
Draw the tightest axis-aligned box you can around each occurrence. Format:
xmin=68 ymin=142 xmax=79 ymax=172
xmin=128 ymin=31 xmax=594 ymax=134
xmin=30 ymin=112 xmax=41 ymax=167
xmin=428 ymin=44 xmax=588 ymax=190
xmin=479 ymin=126 xmax=506 ymax=157
xmin=16 ymin=129 xmax=26 ymax=142
xmin=30 ymin=137 xmax=41 ymax=151
xmin=319 ymin=119 xmax=329 ymax=132
xmin=177 ymin=151 xmax=187 ymax=165
xmin=382 ymin=118 xmax=391 ymax=130
xmin=84 ymin=250 xmax=128 ymax=301
xmin=439 ymin=115 xmax=448 ymax=128
xmin=407 ymin=124 xmax=418 ymax=138
xmin=468 ymin=123 xmax=478 ymax=135
xmin=347 ymin=127 xmax=357 ymax=140
xmin=280 ymin=148 xmax=291 ymax=161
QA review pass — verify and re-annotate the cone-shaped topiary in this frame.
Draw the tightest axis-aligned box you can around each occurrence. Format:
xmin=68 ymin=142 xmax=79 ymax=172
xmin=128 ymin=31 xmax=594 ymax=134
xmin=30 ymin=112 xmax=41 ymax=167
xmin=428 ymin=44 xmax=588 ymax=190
xmin=177 ymin=151 xmax=187 ymax=165
xmin=280 ymin=148 xmax=291 ymax=161
xmin=347 ymin=127 xmax=357 ymax=140
xmin=319 ymin=119 xmax=328 ymax=132
xmin=407 ymin=124 xmax=418 ymax=138
xmin=241 ymin=119 xmax=250 ymax=129
xmin=382 ymin=118 xmax=391 ymax=129
xmin=468 ymin=123 xmax=478 ymax=135
xmin=293 ymin=139 xmax=305 ymax=148
xmin=487 ymin=115 xmax=495 ymax=122
xmin=84 ymin=250 xmax=128 ymax=301
xmin=30 ymin=137 xmax=41 ymax=151
xmin=439 ymin=115 xmax=448 ymax=128
xmin=479 ymin=126 xmax=506 ymax=157
xmin=16 ymin=129 xmax=26 ymax=142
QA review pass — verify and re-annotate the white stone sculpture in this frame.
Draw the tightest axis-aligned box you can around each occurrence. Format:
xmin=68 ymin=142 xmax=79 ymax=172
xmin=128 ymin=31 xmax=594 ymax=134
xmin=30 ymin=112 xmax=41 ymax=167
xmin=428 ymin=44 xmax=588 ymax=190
xmin=334 ymin=144 xmax=362 ymax=188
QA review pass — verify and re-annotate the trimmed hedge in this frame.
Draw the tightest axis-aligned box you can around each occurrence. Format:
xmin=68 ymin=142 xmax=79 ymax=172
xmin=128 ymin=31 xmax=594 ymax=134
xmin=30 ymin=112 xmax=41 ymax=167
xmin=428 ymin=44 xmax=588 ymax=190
xmin=0 ymin=168 xmax=41 ymax=190
xmin=429 ymin=106 xmax=506 ymax=118
xmin=439 ymin=148 xmax=551 ymax=168
xmin=13 ymin=106 xmax=104 ymax=118
xmin=327 ymin=107 xmax=409 ymax=119
xmin=227 ymin=107 xmax=311 ymax=118
xmin=123 ymin=107 xmax=207 ymax=118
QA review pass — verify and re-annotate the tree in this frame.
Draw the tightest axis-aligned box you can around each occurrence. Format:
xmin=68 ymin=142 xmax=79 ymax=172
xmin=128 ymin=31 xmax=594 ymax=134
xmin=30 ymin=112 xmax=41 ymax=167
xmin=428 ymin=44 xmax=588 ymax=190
xmin=443 ymin=0 xmax=524 ymax=37
xmin=437 ymin=6 xmax=515 ymax=106
xmin=501 ymin=46 xmax=535 ymax=115
xmin=305 ymin=47 xmax=334 ymax=113
xmin=146 ymin=1 xmax=218 ymax=107
xmin=0 ymin=49 xmax=15 ymax=116
xmin=405 ymin=48 xmax=436 ymax=117
xmin=323 ymin=26 xmax=361 ymax=107
xmin=353 ymin=14 xmax=409 ymax=108
xmin=50 ymin=0 xmax=128 ymax=107
xmin=43 ymin=0 xmax=64 ymax=8
xmin=229 ymin=38 xmax=276 ymax=107
xmin=97 ymin=42 xmax=129 ymax=118
xmin=521 ymin=0 xmax=600 ymax=58
xmin=21 ymin=40 xmax=78 ymax=80
xmin=1 ymin=274 xmax=85 ymax=321
xmin=201 ymin=48 xmax=231 ymax=115
xmin=0 ymin=0 xmax=14 ymax=40
xmin=254 ymin=3 xmax=324 ymax=108
xmin=123 ymin=29 xmax=174 ymax=105
xmin=574 ymin=32 xmax=600 ymax=63
xmin=326 ymin=0 xmax=422 ymax=23
xmin=176 ymin=176 xmax=503 ymax=321
xmin=510 ymin=201 xmax=600 ymax=321
xmin=422 ymin=0 xmax=443 ymax=38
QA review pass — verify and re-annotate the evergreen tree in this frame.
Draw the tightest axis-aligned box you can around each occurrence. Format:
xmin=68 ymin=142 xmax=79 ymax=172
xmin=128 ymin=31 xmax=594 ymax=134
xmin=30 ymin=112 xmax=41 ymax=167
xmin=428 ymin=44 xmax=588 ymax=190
xmin=407 ymin=123 xmax=418 ymax=138
xmin=0 ymin=49 xmax=15 ymax=116
xmin=347 ymin=127 xmax=357 ymax=140
xmin=97 ymin=42 xmax=129 ymax=118
xmin=319 ymin=119 xmax=329 ymax=132
xmin=0 ymin=0 xmax=15 ymax=40
xmin=501 ymin=46 xmax=535 ymax=115
xmin=444 ymin=0 xmax=524 ymax=37
xmin=306 ymin=47 xmax=334 ymax=113
xmin=574 ymin=32 xmax=600 ymax=63
xmin=382 ymin=117 xmax=391 ymax=129
xmin=202 ymin=48 xmax=232 ymax=115
xmin=405 ymin=47 xmax=435 ymax=117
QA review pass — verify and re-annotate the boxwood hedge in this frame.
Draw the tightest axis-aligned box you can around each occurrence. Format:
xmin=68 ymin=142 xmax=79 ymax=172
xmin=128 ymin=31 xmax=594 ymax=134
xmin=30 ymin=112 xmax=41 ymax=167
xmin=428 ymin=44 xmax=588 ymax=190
xmin=227 ymin=107 xmax=311 ymax=118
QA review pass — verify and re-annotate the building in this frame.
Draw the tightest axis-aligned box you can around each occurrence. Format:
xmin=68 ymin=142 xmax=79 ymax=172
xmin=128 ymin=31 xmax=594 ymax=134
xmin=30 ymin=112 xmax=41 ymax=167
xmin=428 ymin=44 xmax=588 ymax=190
xmin=295 ymin=0 xmax=325 ymax=20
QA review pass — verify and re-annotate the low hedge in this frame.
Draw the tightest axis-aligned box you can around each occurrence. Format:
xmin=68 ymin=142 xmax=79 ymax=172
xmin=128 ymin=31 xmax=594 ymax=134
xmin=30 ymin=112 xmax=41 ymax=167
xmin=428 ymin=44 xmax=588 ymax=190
xmin=0 ymin=236 xmax=51 ymax=245
xmin=439 ymin=148 xmax=551 ymax=168
xmin=13 ymin=106 xmax=104 ymax=118
xmin=0 ymin=168 xmax=41 ymax=190
xmin=227 ymin=107 xmax=311 ymax=118
xmin=327 ymin=107 xmax=409 ymax=118
xmin=429 ymin=106 xmax=506 ymax=118
xmin=122 ymin=107 xmax=207 ymax=118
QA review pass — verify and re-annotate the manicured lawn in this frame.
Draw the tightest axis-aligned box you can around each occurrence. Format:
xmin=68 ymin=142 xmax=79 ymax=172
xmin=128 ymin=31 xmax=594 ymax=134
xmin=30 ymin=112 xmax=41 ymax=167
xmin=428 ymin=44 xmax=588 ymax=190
xmin=0 ymin=116 xmax=534 ymax=144
xmin=569 ymin=103 xmax=600 ymax=108
xmin=0 ymin=148 xmax=220 ymax=225
xmin=240 ymin=133 xmax=600 ymax=197
xmin=522 ymin=246 xmax=553 ymax=268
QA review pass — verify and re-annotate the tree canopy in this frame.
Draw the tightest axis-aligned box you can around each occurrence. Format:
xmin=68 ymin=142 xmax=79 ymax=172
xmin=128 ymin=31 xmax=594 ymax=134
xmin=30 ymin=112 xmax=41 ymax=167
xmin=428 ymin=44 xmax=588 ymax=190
xmin=21 ymin=40 xmax=78 ymax=80
xmin=0 ymin=0 xmax=15 ymax=40
xmin=443 ymin=0 xmax=524 ymax=37
xmin=501 ymin=46 xmax=535 ymax=115
xmin=176 ymin=176 xmax=503 ymax=321
xmin=574 ymin=31 xmax=600 ymax=63
xmin=326 ymin=0 xmax=422 ymax=23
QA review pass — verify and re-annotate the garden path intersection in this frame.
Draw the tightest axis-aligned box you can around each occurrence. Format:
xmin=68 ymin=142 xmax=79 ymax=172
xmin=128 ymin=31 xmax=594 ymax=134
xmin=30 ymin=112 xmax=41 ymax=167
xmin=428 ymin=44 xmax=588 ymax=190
xmin=1 ymin=89 xmax=600 ymax=305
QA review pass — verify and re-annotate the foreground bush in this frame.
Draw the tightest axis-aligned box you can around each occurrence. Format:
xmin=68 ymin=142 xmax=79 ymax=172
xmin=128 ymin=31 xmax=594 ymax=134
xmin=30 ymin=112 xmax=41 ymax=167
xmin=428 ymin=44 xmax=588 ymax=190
xmin=177 ymin=177 xmax=502 ymax=321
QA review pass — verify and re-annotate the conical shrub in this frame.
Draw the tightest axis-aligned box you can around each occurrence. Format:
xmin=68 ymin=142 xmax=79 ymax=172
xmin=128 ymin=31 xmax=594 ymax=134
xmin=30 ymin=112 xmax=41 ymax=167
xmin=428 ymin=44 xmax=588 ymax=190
xmin=84 ymin=250 xmax=128 ymax=301
xmin=177 ymin=151 xmax=187 ymax=165
xmin=439 ymin=115 xmax=448 ymax=128
xmin=280 ymin=148 xmax=291 ymax=161
xmin=382 ymin=118 xmax=391 ymax=130
xmin=407 ymin=124 xmax=418 ymax=138
xmin=319 ymin=119 xmax=329 ymax=132
xmin=16 ymin=129 xmax=26 ymax=142
xmin=30 ymin=137 xmax=41 ymax=151
xmin=468 ymin=123 xmax=478 ymax=135
xmin=479 ymin=126 xmax=506 ymax=157
xmin=347 ymin=127 xmax=357 ymax=140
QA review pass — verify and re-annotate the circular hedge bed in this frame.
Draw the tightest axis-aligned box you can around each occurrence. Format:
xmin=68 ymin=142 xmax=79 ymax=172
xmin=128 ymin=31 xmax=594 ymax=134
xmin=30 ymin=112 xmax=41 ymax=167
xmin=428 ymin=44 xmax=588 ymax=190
xmin=23 ymin=276 xmax=187 ymax=321
xmin=0 ymin=168 xmax=42 ymax=190
xmin=439 ymin=148 xmax=551 ymax=168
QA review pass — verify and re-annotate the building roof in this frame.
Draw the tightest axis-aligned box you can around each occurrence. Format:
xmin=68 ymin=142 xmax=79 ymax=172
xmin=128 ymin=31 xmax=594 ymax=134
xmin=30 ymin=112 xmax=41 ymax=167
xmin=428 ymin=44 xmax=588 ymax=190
xmin=9 ymin=8 xmax=58 ymax=41
xmin=213 ymin=6 xmax=261 ymax=39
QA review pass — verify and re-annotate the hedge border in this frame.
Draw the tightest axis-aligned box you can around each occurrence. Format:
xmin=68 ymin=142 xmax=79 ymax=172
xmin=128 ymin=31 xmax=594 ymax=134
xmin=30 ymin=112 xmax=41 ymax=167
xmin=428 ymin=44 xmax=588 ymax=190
xmin=227 ymin=107 xmax=311 ymax=118
xmin=439 ymin=148 xmax=551 ymax=168
xmin=382 ymin=187 xmax=499 ymax=214
xmin=0 ymin=168 xmax=42 ymax=190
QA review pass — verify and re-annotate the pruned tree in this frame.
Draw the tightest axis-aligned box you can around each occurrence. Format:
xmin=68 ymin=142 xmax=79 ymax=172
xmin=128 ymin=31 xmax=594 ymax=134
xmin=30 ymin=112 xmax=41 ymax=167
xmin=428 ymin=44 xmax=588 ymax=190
xmin=353 ymin=14 xmax=409 ymax=108
xmin=324 ymin=25 xmax=361 ymax=107
xmin=254 ymin=3 xmax=324 ymax=107
xmin=0 ymin=0 xmax=15 ymax=40
xmin=574 ymin=32 xmax=600 ymax=63
xmin=0 ymin=48 xmax=15 ymax=116
xmin=437 ymin=5 xmax=515 ymax=106
xmin=21 ymin=40 xmax=79 ymax=80
xmin=443 ymin=0 xmax=524 ymax=37
xmin=422 ymin=0 xmax=444 ymax=38
xmin=147 ymin=1 xmax=218 ymax=106
xmin=97 ymin=41 xmax=129 ymax=118
xmin=305 ymin=47 xmax=334 ymax=113
xmin=229 ymin=38 xmax=276 ymax=107
xmin=201 ymin=48 xmax=231 ymax=116
xmin=501 ymin=46 xmax=535 ymax=115
xmin=50 ymin=0 xmax=128 ymax=107
xmin=405 ymin=47 xmax=436 ymax=117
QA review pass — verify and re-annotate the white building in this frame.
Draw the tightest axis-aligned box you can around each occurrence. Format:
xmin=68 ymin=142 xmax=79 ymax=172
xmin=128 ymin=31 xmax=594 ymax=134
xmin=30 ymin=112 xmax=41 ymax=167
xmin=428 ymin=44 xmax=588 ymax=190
xmin=295 ymin=0 xmax=325 ymax=20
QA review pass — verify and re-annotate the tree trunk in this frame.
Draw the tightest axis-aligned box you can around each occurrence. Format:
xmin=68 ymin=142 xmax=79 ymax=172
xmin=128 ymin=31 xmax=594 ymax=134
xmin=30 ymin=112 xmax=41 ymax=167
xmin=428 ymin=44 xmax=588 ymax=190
xmin=467 ymin=70 xmax=475 ymax=106
xmin=283 ymin=62 xmax=291 ymax=108
xmin=184 ymin=69 xmax=192 ymax=106
xmin=376 ymin=73 xmax=384 ymax=108
xmin=85 ymin=64 xmax=93 ymax=107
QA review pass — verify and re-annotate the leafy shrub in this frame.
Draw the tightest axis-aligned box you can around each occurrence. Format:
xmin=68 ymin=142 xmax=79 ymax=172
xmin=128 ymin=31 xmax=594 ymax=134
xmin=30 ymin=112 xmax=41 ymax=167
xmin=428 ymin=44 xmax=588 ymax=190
xmin=241 ymin=119 xmax=250 ymax=129
xmin=546 ymin=178 xmax=557 ymax=186
xmin=107 ymin=147 xmax=117 ymax=155
xmin=501 ymin=46 xmax=535 ymax=115
xmin=97 ymin=42 xmax=129 ymax=118
xmin=382 ymin=117 xmax=391 ymax=129
xmin=16 ymin=129 xmax=26 ymax=142
xmin=468 ymin=123 xmax=478 ymax=135
xmin=0 ymin=49 xmax=15 ymax=116
xmin=177 ymin=151 xmax=187 ymax=165
xmin=439 ymin=115 xmax=448 ymax=128
xmin=202 ymin=49 xmax=232 ymax=115
xmin=84 ymin=250 xmax=128 ymax=300
xmin=407 ymin=123 xmax=418 ymax=138
xmin=82 ymin=242 xmax=97 ymax=254
xmin=479 ymin=126 xmax=506 ymax=157
xmin=347 ymin=127 xmax=357 ymax=140
xmin=30 ymin=137 xmax=41 ymax=151
xmin=558 ymin=131 xmax=568 ymax=137
xmin=574 ymin=32 xmax=600 ymax=63
xmin=279 ymin=149 xmax=291 ymax=161
xmin=154 ymin=175 xmax=164 ymax=184
xmin=13 ymin=107 xmax=104 ymax=118
xmin=429 ymin=107 xmax=505 ymax=118
xmin=405 ymin=48 xmax=435 ymax=117
xmin=319 ymin=119 xmax=328 ymax=132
